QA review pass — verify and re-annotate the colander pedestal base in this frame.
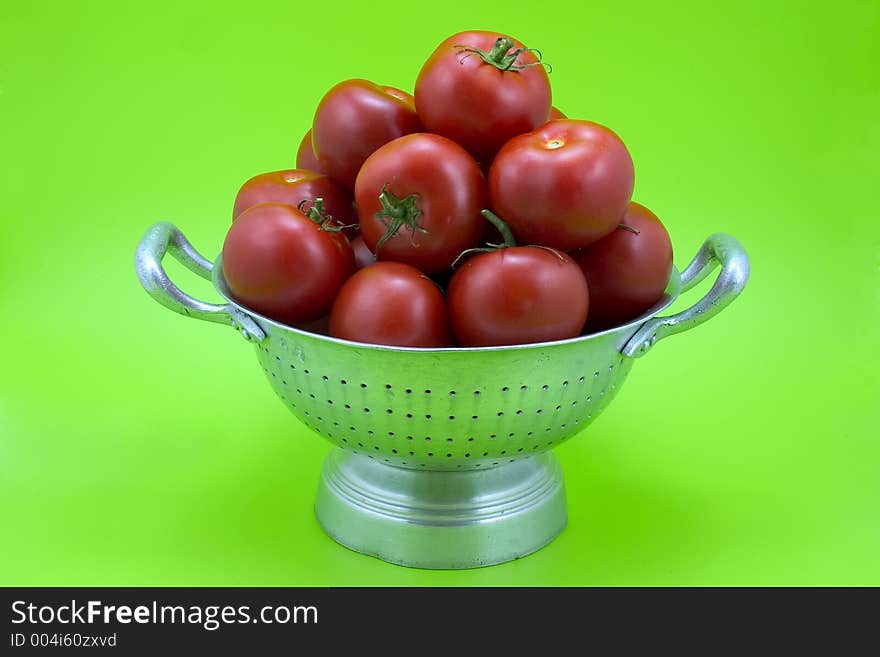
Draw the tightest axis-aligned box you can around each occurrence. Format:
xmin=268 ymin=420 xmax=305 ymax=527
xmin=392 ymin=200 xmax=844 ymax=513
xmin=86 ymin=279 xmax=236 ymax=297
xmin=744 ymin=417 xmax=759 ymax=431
xmin=314 ymin=448 xmax=567 ymax=569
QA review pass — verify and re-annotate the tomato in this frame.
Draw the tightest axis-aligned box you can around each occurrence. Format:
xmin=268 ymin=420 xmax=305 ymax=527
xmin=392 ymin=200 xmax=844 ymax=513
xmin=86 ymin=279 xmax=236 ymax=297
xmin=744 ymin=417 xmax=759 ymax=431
xmin=415 ymin=31 xmax=551 ymax=161
xmin=355 ymin=133 xmax=485 ymax=274
xmin=380 ymin=85 xmax=415 ymax=104
xmin=312 ymin=80 xmax=423 ymax=190
xmin=571 ymin=202 xmax=673 ymax=331
xmin=329 ymin=262 xmax=451 ymax=347
xmin=231 ymin=170 xmax=356 ymax=232
xmin=296 ymin=129 xmax=323 ymax=173
xmin=447 ymin=211 xmax=589 ymax=347
xmin=488 ymin=119 xmax=635 ymax=250
xmin=548 ymin=106 xmax=566 ymax=120
xmin=351 ymin=235 xmax=376 ymax=269
xmin=222 ymin=203 xmax=355 ymax=324
xmin=447 ymin=247 xmax=589 ymax=347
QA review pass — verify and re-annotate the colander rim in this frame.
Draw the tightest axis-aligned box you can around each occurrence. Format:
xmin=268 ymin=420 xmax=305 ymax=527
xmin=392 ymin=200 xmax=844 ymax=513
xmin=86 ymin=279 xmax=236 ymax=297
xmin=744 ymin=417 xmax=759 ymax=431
xmin=212 ymin=255 xmax=682 ymax=354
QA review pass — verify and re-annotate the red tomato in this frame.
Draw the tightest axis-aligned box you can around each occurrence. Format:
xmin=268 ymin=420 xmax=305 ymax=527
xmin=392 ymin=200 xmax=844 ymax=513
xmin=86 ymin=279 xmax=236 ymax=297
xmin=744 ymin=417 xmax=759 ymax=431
xmin=355 ymin=133 xmax=485 ymax=274
xmin=351 ymin=235 xmax=376 ymax=269
xmin=380 ymin=85 xmax=415 ymax=104
xmin=296 ymin=129 xmax=323 ymax=173
xmin=548 ymin=106 xmax=566 ymax=120
xmin=488 ymin=119 xmax=635 ymax=250
xmin=571 ymin=202 xmax=673 ymax=330
xmin=415 ymin=31 xmax=551 ymax=161
xmin=222 ymin=203 xmax=355 ymax=324
xmin=329 ymin=262 xmax=452 ymax=347
xmin=447 ymin=244 xmax=589 ymax=347
xmin=312 ymin=80 xmax=423 ymax=190
xmin=231 ymin=170 xmax=355 ymax=231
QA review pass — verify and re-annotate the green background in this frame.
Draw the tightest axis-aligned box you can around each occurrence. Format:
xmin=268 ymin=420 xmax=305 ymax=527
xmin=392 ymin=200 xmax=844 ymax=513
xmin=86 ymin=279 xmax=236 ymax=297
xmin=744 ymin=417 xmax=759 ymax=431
xmin=1 ymin=0 xmax=878 ymax=585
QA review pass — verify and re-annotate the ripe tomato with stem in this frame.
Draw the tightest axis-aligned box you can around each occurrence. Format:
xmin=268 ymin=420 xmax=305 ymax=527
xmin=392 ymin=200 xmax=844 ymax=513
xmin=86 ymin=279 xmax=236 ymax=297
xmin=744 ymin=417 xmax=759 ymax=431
xmin=415 ymin=31 xmax=552 ymax=162
xmin=355 ymin=133 xmax=486 ymax=274
xmin=223 ymin=201 xmax=355 ymax=325
xmin=447 ymin=210 xmax=589 ymax=347
xmin=232 ymin=169 xmax=356 ymax=235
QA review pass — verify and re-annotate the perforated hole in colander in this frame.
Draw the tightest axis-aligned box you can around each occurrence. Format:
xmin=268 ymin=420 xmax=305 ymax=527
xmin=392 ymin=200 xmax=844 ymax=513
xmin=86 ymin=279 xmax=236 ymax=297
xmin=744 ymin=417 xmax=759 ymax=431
xmin=256 ymin=340 xmax=633 ymax=470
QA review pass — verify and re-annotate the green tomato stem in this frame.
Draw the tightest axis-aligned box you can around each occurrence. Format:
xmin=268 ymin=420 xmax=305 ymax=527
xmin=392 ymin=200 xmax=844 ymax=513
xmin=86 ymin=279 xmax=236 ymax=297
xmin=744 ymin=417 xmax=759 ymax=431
xmin=373 ymin=185 xmax=425 ymax=254
xmin=299 ymin=198 xmax=329 ymax=224
xmin=486 ymin=37 xmax=516 ymax=66
xmin=297 ymin=197 xmax=355 ymax=233
xmin=453 ymin=36 xmax=552 ymax=73
xmin=480 ymin=209 xmax=517 ymax=247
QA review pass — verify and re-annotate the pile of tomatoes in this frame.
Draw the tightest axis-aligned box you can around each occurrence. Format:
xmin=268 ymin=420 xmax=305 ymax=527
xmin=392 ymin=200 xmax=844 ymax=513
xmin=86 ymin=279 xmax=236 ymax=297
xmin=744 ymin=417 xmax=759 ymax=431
xmin=222 ymin=30 xmax=673 ymax=348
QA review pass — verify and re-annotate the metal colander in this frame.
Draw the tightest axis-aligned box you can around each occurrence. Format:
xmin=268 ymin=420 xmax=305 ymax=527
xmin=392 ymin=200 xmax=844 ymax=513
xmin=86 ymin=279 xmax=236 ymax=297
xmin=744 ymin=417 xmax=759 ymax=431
xmin=136 ymin=222 xmax=749 ymax=569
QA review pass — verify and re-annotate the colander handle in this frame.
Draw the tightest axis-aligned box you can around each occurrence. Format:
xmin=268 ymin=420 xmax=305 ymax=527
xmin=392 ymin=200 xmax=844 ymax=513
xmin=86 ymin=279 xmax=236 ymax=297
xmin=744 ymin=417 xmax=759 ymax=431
xmin=621 ymin=233 xmax=749 ymax=358
xmin=135 ymin=222 xmax=265 ymax=341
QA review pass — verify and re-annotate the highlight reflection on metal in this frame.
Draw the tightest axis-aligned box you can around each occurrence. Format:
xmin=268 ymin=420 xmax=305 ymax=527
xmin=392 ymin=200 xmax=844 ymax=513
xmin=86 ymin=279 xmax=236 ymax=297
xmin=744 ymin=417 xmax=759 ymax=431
xmin=136 ymin=222 xmax=749 ymax=569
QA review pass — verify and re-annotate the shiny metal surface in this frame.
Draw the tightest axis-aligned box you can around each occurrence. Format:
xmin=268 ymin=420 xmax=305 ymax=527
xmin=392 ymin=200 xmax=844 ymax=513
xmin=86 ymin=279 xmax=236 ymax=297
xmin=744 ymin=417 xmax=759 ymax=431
xmin=622 ymin=233 xmax=750 ymax=357
xmin=135 ymin=223 xmax=749 ymax=568
xmin=315 ymin=449 xmax=566 ymax=569
xmin=134 ymin=222 xmax=265 ymax=342
xmin=240 ymin=317 xmax=641 ymax=470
